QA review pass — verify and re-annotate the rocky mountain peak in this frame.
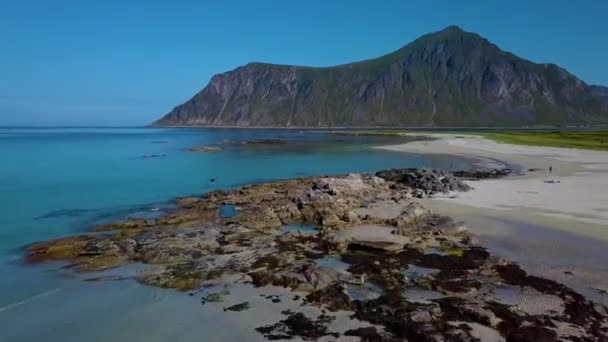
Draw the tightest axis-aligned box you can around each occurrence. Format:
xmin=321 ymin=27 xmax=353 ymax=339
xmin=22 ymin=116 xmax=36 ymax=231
xmin=154 ymin=26 xmax=608 ymax=127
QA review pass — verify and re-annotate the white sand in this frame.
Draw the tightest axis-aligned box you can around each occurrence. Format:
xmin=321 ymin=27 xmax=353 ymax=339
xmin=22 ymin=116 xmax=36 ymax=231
xmin=377 ymin=134 xmax=608 ymax=228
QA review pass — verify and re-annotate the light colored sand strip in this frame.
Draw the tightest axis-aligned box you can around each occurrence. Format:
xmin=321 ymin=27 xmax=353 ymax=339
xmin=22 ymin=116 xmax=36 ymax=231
xmin=377 ymin=134 xmax=608 ymax=229
xmin=0 ymin=288 xmax=61 ymax=313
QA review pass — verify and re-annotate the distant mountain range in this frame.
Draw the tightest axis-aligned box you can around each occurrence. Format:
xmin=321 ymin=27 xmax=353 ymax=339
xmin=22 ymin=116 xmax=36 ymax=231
xmin=153 ymin=26 xmax=608 ymax=127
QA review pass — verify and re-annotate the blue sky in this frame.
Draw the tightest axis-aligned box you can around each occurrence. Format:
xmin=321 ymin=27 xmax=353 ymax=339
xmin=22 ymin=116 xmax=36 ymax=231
xmin=1 ymin=0 xmax=607 ymax=126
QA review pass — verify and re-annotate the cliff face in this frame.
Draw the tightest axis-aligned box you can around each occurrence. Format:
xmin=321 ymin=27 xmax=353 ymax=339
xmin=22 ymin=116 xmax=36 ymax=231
xmin=154 ymin=26 xmax=608 ymax=127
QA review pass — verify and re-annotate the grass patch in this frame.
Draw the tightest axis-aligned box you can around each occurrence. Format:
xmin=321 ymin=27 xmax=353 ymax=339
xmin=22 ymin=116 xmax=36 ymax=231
xmin=477 ymin=131 xmax=608 ymax=150
xmin=321 ymin=129 xmax=608 ymax=150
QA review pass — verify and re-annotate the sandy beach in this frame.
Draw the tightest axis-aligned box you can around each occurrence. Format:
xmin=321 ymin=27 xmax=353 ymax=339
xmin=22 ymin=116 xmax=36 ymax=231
xmin=378 ymin=134 xmax=608 ymax=303
xmin=378 ymin=134 xmax=608 ymax=231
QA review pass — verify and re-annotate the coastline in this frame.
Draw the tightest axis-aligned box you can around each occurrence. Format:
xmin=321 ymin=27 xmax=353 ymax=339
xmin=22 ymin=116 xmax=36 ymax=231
xmin=20 ymin=166 xmax=608 ymax=339
xmin=7 ymin=129 xmax=608 ymax=339
xmin=377 ymin=133 xmax=608 ymax=230
xmin=149 ymin=123 xmax=606 ymax=130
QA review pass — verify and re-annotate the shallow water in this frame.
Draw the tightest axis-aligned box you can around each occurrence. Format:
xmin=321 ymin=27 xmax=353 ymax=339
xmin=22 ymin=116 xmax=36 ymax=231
xmin=316 ymin=255 xmax=351 ymax=272
xmin=405 ymin=264 xmax=440 ymax=281
xmin=404 ymin=287 xmax=446 ymax=303
xmin=219 ymin=204 xmax=237 ymax=219
xmin=279 ymin=224 xmax=317 ymax=234
xmin=0 ymin=127 xmax=474 ymax=340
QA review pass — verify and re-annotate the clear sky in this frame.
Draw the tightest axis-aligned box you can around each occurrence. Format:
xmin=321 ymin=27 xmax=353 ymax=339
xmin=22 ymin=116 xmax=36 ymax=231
xmin=1 ymin=0 xmax=607 ymax=126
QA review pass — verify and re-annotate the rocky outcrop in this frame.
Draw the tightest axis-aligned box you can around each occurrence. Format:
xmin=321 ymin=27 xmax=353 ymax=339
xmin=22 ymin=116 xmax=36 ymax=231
xmin=24 ymin=167 xmax=608 ymax=341
xmin=375 ymin=168 xmax=472 ymax=197
xmin=452 ymin=168 xmax=511 ymax=180
xmin=154 ymin=26 xmax=608 ymax=128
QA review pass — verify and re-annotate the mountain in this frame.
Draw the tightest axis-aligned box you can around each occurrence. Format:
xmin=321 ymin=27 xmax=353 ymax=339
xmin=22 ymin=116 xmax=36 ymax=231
xmin=154 ymin=26 xmax=608 ymax=127
xmin=591 ymin=85 xmax=608 ymax=97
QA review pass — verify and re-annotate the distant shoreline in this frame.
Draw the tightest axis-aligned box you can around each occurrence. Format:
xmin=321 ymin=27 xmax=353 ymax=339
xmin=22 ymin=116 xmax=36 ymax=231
xmin=149 ymin=124 xmax=606 ymax=131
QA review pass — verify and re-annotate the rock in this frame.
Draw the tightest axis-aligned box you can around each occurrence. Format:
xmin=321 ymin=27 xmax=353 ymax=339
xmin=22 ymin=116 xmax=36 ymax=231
xmin=241 ymin=139 xmax=287 ymax=145
xmin=223 ymin=301 xmax=251 ymax=312
xmin=392 ymin=202 xmax=429 ymax=229
xmin=22 ymin=167 xmax=608 ymax=341
xmin=343 ymin=327 xmax=387 ymax=341
xmin=185 ymin=146 xmax=222 ymax=152
xmin=93 ymin=219 xmax=152 ymax=232
xmin=255 ymin=312 xmax=339 ymax=341
xmin=333 ymin=225 xmax=410 ymax=252
xmin=138 ymin=263 xmax=219 ymax=291
xmin=321 ymin=213 xmax=342 ymax=228
xmin=26 ymin=236 xmax=92 ymax=263
xmin=376 ymin=168 xmax=471 ymax=196
xmin=506 ymin=325 xmax=557 ymax=342
xmin=282 ymin=262 xmax=338 ymax=291
xmin=453 ymin=169 xmax=511 ymax=180
xmin=410 ymin=305 xmax=441 ymax=323
xmin=306 ymin=283 xmax=354 ymax=311
xmin=233 ymin=205 xmax=283 ymax=230
xmin=175 ymin=196 xmax=201 ymax=208
xmin=343 ymin=211 xmax=361 ymax=224
xmin=461 ymin=303 xmax=501 ymax=327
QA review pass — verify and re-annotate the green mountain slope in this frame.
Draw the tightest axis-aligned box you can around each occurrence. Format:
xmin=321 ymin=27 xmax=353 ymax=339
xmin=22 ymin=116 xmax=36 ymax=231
xmin=154 ymin=26 xmax=608 ymax=127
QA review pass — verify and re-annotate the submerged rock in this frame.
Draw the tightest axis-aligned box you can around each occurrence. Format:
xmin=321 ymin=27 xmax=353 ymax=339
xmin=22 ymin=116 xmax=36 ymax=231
xmin=255 ymin=312 xmax=339 ymax=341
xmin=223 ymin=301 xmax=250 ymax=312
xmin=185 ymin=146 xmax=223 ymax=152
xmin=241 ymin=139 xmax=287 ymax=145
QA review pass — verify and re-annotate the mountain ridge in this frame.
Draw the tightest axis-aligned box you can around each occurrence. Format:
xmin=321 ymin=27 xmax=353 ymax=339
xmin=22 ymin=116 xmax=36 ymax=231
xmin=154 ymin=26 xmax=608 ymax=127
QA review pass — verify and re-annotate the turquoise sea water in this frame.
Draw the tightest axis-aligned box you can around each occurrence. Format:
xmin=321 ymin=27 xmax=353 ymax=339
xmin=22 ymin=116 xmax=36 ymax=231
xmin=0 ymin=127 xmax=470 ymax=341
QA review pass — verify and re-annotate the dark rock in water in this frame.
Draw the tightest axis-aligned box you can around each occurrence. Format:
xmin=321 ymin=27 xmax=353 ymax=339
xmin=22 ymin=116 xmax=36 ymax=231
xmin=223 ymin=301 xmax=250 ymax=312
xmin=260 ymin=294 xmax=282 ymax=303
xmin=142 ymin=154 xmax=167 ymax=158
xmin=35 ymin=208 xmax=93 ymax=220
xmin=83 ymin=275 xmax=130 ymax=282
xmin=306 ymin=283 xmax=354 ymax=311
xmin=343 ymin=327 xmax=387 ymax=342
xmin=352 ymin=295 xmax=449 ymax=340
xmin=255 ymin=312 xmax=339 ymax=341
xmin=452 ymin=168 xmax=511 ymax=180
xmin=185 ymin=146 xmax=222 ymax=152
xmin=505 ymin=325 xmax=558 ymax=342
xmin=375 ymin=168 xmax=470 ymax=197
xmin=241 ymin=139 xmax=287 ymax=145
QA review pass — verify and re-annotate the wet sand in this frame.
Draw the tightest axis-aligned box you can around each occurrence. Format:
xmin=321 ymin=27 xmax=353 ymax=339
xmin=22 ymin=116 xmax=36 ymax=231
xmin=419 ymin=200 xmax=608 ymax=305
xmin=0 ymin=263 xmax=374 ymax=342
xmin=376 ymin=133 xmax=608 ymax=303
